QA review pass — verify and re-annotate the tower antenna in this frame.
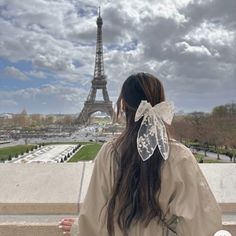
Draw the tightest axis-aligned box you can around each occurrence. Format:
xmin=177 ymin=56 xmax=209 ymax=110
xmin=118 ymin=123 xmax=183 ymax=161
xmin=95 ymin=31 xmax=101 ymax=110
xmin=98 ymin=0 xmax=101 ymax=17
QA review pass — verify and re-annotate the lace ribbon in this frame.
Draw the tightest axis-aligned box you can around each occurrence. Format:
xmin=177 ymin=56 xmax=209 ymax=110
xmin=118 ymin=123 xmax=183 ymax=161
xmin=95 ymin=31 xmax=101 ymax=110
xmin=135 ymin=100 xmax=174 ymax=161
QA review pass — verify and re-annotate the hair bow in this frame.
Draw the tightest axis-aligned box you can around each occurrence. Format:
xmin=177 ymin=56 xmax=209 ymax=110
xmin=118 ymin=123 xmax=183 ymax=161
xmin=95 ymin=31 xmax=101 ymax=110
xmin=135 ymin=100 xmax=174 ymax=161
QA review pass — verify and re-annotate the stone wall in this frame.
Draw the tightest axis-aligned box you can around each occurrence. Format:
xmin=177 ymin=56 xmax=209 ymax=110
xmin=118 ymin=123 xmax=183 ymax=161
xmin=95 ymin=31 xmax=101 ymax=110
xmin=0 ymin=163 xmax=235 ymax=236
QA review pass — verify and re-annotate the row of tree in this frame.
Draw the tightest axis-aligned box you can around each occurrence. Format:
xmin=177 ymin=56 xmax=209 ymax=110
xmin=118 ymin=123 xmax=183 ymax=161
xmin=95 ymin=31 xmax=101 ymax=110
xmin=0 ymin=110 xmax=76 ymax=128
xmin=171 ymin=103 xmax=236 ymax=157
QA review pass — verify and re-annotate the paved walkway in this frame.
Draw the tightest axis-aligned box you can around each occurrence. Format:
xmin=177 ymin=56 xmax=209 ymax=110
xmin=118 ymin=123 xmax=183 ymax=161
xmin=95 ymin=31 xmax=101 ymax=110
xmin=196 ymin=150 xmax=233 ymax=163
xmin=11 ymin=145 xmax=77 ymax=163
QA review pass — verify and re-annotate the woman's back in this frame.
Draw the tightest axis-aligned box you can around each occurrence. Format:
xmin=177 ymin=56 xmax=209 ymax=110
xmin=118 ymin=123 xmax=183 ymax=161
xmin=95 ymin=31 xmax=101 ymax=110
xmin=78 ymin=139 xmax=222 ymax=236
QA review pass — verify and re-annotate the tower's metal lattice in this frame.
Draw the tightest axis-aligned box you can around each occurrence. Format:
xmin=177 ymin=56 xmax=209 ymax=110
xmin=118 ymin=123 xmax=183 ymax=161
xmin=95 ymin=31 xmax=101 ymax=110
xmin=78 ymin=8 xmax=113 ymax=124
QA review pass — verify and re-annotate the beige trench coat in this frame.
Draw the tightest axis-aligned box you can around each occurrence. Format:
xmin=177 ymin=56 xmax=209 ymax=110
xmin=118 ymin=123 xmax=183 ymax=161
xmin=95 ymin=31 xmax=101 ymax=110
xmin=76 ymin=140 xmax=222 ymax=236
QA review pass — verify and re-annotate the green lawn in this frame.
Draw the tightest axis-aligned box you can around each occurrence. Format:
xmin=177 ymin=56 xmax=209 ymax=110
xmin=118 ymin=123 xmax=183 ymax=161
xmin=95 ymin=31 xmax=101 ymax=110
xmin=68 ymin=143 xmax=102 ymax=162
xmin=202 ymin=159 xmax=226 ymax=163
xmin=0 ymin=145 xmax=35 ymax=162
xmin=194 ymin=153 xmax=226 ymax=163
xmin=44 ymin=141 xmax=93 ymax=145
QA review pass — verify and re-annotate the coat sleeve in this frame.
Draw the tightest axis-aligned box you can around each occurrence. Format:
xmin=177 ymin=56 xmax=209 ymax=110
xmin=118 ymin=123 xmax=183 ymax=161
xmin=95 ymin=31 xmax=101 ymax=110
xmin=77 ymin=142 xmax=113 ymax=236
xmin=168 ymin=145 xmax=222 ymax=236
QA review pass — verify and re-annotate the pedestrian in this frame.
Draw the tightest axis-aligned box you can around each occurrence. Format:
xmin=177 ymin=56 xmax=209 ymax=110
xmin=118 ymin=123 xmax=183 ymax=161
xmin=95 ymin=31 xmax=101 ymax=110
xmin=59 ymin=72 xmax=222 ymax=235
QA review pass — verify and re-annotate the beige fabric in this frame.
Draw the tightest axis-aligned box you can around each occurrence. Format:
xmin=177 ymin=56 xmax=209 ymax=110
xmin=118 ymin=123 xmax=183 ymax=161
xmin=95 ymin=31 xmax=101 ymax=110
xmin=77 ymin=140 xmax=222 ymax=236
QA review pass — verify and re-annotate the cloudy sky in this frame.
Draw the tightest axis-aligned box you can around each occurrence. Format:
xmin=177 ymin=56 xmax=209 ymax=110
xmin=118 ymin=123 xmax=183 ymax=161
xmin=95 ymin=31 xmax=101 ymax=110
xmin=0 ymin=0 xmax=235 ymax=114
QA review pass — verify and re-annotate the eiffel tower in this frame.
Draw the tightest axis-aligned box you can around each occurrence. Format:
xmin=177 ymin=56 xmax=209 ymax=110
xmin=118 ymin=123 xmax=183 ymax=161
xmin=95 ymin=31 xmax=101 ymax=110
xmin=78 ymin=8 xmax=113 ymax=124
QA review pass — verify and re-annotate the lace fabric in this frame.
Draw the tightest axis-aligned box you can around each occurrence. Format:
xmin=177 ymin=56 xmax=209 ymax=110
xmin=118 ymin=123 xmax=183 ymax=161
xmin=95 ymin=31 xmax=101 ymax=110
xmin=135 ymin=100 xmax=175 ymax=161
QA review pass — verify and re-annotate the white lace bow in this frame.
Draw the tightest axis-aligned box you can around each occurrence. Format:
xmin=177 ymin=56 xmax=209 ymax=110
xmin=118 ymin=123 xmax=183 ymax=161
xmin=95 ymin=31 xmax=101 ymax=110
xmin=135 ymin=100 xmax=174 ymax=161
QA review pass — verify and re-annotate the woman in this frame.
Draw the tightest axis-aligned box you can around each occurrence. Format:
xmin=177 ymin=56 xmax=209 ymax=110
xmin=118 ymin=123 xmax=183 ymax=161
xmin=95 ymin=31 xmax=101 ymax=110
xmin=59 ymin=73 xmax=222 ymax=235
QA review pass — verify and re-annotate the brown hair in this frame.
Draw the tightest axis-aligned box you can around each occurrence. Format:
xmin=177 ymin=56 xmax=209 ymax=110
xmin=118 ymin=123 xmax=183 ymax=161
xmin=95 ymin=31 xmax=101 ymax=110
xmin=107 ymin=73 xmax=166 ymax=236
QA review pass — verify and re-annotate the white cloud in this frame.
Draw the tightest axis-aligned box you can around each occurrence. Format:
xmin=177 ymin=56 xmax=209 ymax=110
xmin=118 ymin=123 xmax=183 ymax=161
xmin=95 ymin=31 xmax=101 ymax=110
xmin=27 ymin=70 xmax=46 ymax=79
xmin=0 ymin=0 xmax=235 ymax=113
xmin=4 ymin=66 xmax=28 ymax=80
xmin=0 ymin=84 xmax=88 ymax=113
xmin=176 ymin=41 xmax=212 ymax=57
xmin=185 ymin=21 xmax=235 ymax=47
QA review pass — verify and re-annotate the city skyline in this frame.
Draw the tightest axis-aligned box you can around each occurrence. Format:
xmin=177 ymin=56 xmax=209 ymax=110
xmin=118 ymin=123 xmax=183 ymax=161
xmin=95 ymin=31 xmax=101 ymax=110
xmin=0 ymin=0 xmax=235 ymax=114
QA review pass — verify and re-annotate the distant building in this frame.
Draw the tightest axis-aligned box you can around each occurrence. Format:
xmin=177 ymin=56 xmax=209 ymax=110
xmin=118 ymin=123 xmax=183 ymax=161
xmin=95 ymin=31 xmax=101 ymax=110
xmin=0 ymin=113 xmax=13 ymax=119
xmin=21 ymin=108 xmax=28 ymax=116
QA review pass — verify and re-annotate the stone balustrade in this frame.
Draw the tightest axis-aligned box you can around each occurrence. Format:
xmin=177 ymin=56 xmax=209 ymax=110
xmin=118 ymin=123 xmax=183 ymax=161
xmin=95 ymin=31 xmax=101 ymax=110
xmin=0 ymin=163 xmax=235 ymax=236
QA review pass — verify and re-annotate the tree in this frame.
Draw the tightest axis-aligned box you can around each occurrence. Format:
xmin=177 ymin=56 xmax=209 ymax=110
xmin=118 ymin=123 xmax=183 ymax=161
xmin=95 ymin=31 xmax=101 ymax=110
xmin=8 ymin=154 xmax=12 ymax=161
xmin=172 ymin=102 xmax=236 ymax=161
xmin=30 ymin=114 xmax=42 ymax=127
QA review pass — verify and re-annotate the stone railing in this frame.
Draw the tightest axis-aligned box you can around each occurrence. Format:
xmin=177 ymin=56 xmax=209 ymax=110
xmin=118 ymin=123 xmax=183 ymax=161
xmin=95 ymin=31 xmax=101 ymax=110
xmin=0 ymin=163 xmax=235 ymax=236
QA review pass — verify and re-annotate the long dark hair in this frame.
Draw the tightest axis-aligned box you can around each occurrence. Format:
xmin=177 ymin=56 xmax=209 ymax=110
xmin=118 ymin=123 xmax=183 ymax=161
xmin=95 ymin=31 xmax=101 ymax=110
xmin=107 ymin=73 xmax=166 ymax=236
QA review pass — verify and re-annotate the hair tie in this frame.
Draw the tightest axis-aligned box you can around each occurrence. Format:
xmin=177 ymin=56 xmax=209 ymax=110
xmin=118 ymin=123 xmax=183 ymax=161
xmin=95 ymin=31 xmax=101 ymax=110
xmin=135 ymin=100 xmax=175 ymax=161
